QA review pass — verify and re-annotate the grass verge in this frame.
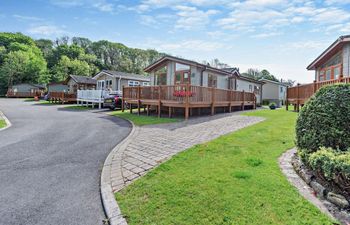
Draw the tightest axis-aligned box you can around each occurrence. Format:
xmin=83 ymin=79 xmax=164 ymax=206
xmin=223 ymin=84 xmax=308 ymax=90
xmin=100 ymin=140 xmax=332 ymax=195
xmin=64 ymin=105 xmax=93 ymax=110
xmin=0 ymin=119 xmax=6 ymax=129
xmin=110 ymin=110 xmax=181 ymax=126
xmin=115 ymin=109 xmax=336 ymax=225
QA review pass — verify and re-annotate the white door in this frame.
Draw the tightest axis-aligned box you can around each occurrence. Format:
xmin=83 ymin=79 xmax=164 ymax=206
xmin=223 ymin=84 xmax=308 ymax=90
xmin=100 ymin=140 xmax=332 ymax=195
xmin=97 ymin=80 xmax=105 ymax=90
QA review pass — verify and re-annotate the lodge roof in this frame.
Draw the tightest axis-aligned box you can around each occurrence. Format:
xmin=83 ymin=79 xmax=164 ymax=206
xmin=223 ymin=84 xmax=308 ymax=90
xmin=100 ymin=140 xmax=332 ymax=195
xmin=95 ymin=70 xmax=150 ymax=81
xmin=144 ymin=55 xmax=234 ymax=76
xmin=68 ymin=75 xmax=96 ymax=85
xmin=307 ymin=35 xmax=350 ymax=70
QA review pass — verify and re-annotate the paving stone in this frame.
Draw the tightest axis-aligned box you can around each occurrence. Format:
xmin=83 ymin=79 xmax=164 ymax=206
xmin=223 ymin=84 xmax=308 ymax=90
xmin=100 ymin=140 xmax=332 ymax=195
xmin=112 ymin=113 xmax=264 ymax=191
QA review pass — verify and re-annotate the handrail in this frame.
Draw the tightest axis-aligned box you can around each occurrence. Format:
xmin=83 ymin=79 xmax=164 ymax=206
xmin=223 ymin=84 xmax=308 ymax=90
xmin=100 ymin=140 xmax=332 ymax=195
xmin=123 ymin=85 xmax=256 ymax=104
xmin=286 ymin=77 xmax=350 ymax=111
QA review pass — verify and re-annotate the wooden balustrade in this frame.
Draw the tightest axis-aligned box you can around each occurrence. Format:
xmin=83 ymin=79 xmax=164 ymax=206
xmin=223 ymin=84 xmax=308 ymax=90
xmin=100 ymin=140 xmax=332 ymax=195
xmin=123 ymin=85 xmax=256 ymax=119
xmin=286 ymin=77 xmax=350 ymax=111
xmin=49 ymin=91 xmax=77 ymax=104
xmin=6 ymin=91 xmax=43 ymax=98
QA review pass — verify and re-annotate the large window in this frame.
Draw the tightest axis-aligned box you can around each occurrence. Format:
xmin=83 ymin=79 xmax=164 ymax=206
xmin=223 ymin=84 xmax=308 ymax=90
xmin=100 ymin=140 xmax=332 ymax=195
xmin=208 ymin=74 xmax=217 ymax=88
xmin=174 ymin=63 xmax=190 ymax=85
xmin=326 ymin=69 xmax=331 ymax=80
xmin=128 ymin=80 xmax=140 ymax=86
xmin=318 ymin=64 xmax=341 ymax=81
xmin=155 ymin=66 xmax=167 ymax=85
xmin=334 ymin=67 xmax=340 ymax=79
xmin=319 ymin=70 xmax=325 ymax=81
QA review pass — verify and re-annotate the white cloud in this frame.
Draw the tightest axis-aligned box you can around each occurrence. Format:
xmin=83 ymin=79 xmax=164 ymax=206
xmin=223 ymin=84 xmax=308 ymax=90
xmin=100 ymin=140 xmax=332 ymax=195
xmin=13 ymin=14 xmax=43 ymax=21
xmin=140 ymin=15 xmax=159 ymax=27
xmin=28 ymin=25 xmax=67 ymax=36
xmin=50 ymin=0 xmax=84 ymax=7
xmin=310 ymin=8 xmax=350 ymax=24
xmin=174 ymin=5 xmax=219 ymax=30
xmin=251 ymin=32 xmax=282 ymax=38
xmin=285 ymin=40 xmax=329 ymax=51
xmin=325 ymin=0 xmax=350 ymax=5
xmin=50 ymin=0 xmax=115 ymax=12
xmin=93 ymin=2 xmax=113 ymax=12
xmin=144 ymin=39 xmax=225 ymax=52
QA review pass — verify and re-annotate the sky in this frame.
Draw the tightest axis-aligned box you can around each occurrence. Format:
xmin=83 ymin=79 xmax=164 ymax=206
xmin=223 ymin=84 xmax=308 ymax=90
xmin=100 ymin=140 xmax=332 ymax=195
xmin=1 ymin=0 xmax=350 ymax=83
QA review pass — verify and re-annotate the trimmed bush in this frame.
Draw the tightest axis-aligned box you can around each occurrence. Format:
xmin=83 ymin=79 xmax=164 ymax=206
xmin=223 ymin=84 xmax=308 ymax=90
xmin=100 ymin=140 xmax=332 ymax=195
xmin=308 ymin=148 xmax=350 ymax=190
xmin=269 ymin=102 xmax=276 ymax=110
xmin=296 ymin=84 xmax=350 ymax=153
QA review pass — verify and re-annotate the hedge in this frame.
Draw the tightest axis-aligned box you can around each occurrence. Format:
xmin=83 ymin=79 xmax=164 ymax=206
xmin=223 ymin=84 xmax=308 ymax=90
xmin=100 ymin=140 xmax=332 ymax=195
xmin=296 ymin=84 xmax=350 ymax=153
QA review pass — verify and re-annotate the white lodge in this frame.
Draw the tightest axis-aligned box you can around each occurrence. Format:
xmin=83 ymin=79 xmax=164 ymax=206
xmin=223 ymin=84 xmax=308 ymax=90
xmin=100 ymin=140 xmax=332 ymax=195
xmin=144 ymin=55 xmax=264 ymax=104
xmin=93 ymin=70 xmax=150 ymax=94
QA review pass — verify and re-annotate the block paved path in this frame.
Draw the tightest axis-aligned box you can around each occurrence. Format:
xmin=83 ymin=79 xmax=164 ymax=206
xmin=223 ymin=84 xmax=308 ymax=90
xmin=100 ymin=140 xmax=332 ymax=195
xmin=109 ymin=113 xmax=264 ymax=193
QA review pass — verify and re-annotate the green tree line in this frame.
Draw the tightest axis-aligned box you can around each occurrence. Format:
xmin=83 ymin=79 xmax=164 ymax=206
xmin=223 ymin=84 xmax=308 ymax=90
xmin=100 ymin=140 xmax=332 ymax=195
xmin=0 ymin=32 xmax=164 ymax=94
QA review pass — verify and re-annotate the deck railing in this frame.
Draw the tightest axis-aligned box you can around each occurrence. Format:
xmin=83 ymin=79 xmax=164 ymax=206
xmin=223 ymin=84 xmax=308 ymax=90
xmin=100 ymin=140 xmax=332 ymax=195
xmin=6 ymin=90 xmax=43 ymax=98
xmin=123 ymin=84 xmax=256 ymax=119
xmin=286 ymin=77 xmax=350 ymax=111
xmin=77 ymin=90 xmax=107 ymax=102
xmin=49 ymin=92 xmax=77 ymax=99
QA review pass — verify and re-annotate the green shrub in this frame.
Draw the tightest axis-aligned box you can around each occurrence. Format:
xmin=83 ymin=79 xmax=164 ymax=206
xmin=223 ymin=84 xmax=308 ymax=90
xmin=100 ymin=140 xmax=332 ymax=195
xmin=262 ymin=100 xmax=270 ymax=105
xmin=296 ymin=84 xmax=350 ymax=153
xmin=308 ymin=147 xmax=350 ymax=181
xmin=269 ymin=102 xmax=276 ymax=110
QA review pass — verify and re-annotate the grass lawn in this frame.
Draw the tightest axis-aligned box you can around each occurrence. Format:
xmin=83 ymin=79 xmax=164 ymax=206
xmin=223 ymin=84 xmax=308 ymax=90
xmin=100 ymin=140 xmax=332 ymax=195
xmin=110 ymin=110 xmax=181 ymax=126
xmin=0 ymin=119 xmax=6 ymax=129
xmin=35 ymin=100 xmax=52 ymax=105
xmin=115 ymin=109 xmax=336 ymax=225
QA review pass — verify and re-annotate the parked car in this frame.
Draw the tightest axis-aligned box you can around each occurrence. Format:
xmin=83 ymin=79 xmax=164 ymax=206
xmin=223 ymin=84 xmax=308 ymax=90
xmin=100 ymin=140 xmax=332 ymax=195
xmin=104 ymin=93 xmax=122 ymax=110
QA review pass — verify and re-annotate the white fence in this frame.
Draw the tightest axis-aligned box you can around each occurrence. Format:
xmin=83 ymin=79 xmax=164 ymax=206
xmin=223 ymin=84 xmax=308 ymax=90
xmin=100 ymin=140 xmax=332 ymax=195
xmin=77 ymin=90 xmax=106 ymax=109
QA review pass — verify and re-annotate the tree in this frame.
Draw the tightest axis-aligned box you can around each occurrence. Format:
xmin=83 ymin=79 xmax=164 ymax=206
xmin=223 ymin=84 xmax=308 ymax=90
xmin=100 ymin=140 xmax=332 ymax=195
xmin=244 ymin=68 xmax=260 ymax=79
xmin=72 ymin=37 xmax=92 ymax=52
xmin=260 ymin=69 xmax=279 ymax=82
xmin=51 ymin=56 xmax=90 ymax=81
xmin=0 ymin=49 xmax=47 ymax=88
xmin=282 ymin=79 xmax=296 ymax=87
xmin=0 ymin=32 xmax=164 ymax=94
xmin=35 ymin=39 xmax=53 ymax=59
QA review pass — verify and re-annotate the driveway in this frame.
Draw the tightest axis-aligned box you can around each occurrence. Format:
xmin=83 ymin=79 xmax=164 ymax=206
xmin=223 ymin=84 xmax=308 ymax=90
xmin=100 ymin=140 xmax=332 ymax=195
xmin=0 ymin=99 xmax=131 ymax=225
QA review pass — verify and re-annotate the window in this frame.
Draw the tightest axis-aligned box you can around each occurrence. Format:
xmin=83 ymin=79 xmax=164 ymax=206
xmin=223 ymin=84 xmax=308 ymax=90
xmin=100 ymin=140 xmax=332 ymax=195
xmin=280 ymin=87 xmax=284 ymax=93
xmin=175 ymin=63 xmax=191 ymax=85
xmin=326 ymin=69 xmax=331 ymax=80
xmin=254 ymin=86 xmax=260 ymax=95
xmin=155 ymin=66 xmax=167 ymax=85
xmin=106 ymin=80 xmax=112 ymax=89
xmin=97 ymin=80 xmax=105 ymax=90
xmin=142 ymin=82 xmax=150 ymax=86
xmin=208 ymin=74 xmax=217 ymax=88
xmin=128 ymin=80 xmax=140 ymax=87
xmin=334 ymin=67 xmax=340 ymax=79
xmin=319 ymin=70 xmax=325 ymax=81
xmin=318 ymin=63 xmax=342 ymax=81
xmin=249 ymin=85 xmax=253 ymax=92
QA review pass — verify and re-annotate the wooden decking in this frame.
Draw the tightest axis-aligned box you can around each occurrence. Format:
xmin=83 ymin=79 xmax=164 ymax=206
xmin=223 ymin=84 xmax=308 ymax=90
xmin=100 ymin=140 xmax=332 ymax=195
xmin=6 ymin=91 xmax=43 ymax=98
xmin=122 ymin=84 xmax=256 ymax=119
xmin=49 ymin=92 xmax=77 ymax=104
xmin=286 ymin=77 xmax=350 ymax=111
